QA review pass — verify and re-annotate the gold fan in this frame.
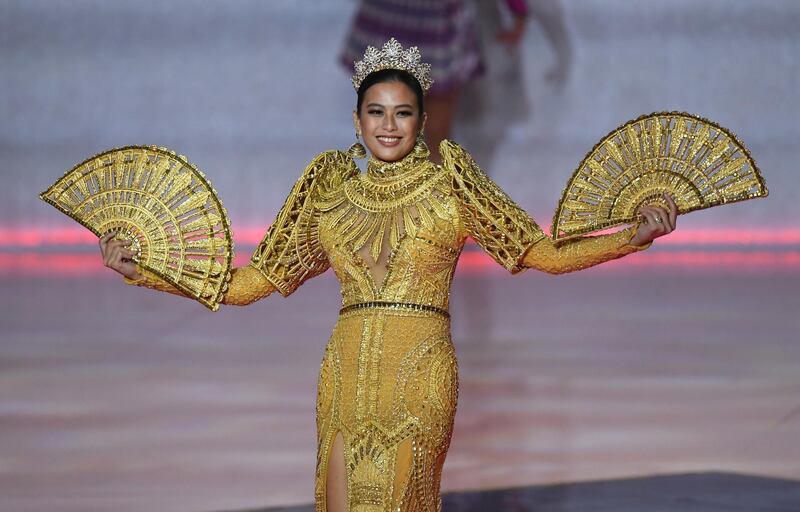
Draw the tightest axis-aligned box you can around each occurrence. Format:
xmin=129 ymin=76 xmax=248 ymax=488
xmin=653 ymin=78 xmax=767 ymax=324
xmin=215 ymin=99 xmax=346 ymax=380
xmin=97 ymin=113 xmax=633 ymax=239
xmin=550 ymin=112 xmax=768 ymax=242
xmin=40 ymin=146 xmax=234 ymax=311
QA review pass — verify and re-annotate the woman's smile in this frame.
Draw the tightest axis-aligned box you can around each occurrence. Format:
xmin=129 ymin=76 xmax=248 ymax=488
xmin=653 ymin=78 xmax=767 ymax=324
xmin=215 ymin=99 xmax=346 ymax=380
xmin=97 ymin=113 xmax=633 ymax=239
xmin=376 ymin=135 xmax=402 ymax=146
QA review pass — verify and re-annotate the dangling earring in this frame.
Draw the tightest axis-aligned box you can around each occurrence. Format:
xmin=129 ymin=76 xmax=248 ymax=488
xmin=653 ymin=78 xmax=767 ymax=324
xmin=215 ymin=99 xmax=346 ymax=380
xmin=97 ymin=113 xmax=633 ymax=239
xmin=349 ymin=130 xmax=367 ymax=159
xmin=412 ymin=131 xmax=430 ymax=159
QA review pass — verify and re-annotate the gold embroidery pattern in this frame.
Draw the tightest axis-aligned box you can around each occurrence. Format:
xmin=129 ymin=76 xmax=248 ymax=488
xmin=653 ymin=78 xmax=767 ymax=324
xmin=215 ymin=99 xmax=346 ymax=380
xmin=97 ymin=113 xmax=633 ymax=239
xmin=41 ymin=145 xmax=236 ymax=311
xmin=522 ymin=224 xmax=653 ymax=275
xmin=123 ymin=261 xmax=276 ymax=306
xmin=318 ymin=150 xmax=462 ymax=312
xmin=336 ymin=153 xmax=448 ymax=262
xmin=250 ymin=150 xmax=358 ymax=296
xmin=442 ymin=140 xmax=549 ymax=274
xmin=551 ymin=112 xmax=768 ymax=242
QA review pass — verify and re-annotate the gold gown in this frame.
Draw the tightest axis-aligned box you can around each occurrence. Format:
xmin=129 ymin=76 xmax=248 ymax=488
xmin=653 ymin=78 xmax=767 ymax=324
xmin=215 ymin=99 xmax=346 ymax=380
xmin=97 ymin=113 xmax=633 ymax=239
xmin=123 ymin=140 xmax=652 ymax=511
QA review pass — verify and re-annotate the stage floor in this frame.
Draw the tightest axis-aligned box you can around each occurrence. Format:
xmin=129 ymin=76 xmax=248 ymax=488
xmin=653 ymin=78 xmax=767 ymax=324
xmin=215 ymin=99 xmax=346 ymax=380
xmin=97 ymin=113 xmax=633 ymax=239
xmin=248 ymin=472 xmax=800 ymax=512
xmin=2 ymin=261 xmax=799 ymax=511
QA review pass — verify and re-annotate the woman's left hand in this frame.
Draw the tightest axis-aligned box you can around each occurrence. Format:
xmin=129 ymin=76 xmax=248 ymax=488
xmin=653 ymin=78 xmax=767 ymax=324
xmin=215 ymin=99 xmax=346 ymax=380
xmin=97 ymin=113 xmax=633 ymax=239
xmin=629 ymin=192 xmax=678 ymax=246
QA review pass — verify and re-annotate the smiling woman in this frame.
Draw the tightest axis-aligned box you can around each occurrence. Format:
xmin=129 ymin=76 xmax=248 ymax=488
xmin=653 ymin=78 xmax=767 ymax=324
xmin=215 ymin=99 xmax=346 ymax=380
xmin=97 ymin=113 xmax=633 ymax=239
xmin=104 ymin=38 xmax=674 ymax=511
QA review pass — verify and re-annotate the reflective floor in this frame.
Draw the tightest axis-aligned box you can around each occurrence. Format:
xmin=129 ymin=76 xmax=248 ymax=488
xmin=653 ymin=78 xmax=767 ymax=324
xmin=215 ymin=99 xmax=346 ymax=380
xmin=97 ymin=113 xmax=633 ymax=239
xmin=2 ymin=262 xmax=799 ymax=511
xmin=250 ymin=472 xmax=800 ymax=512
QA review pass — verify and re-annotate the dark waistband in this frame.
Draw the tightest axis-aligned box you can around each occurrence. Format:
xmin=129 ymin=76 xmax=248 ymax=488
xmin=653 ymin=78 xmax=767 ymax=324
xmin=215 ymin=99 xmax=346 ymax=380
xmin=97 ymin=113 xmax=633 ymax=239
xmin=339 ymin=301 xmax=450 ymax=319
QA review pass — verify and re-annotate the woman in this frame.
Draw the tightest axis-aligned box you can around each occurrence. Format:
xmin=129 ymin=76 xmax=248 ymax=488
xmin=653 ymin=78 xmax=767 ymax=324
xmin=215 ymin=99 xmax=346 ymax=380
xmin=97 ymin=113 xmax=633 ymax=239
xmin=100 ymin=38 xmax=677 ymax=512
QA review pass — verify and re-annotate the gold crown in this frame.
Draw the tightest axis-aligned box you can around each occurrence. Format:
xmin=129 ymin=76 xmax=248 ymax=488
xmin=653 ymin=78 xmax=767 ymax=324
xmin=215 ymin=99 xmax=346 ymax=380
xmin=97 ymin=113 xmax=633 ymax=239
xmin=351 ymin=37 xmax=433 ymax=92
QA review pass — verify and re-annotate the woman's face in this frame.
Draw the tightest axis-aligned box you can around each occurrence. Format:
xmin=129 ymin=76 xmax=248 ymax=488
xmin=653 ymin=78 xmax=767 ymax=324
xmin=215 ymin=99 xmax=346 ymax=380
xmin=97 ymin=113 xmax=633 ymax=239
xmin=354 ymin=81 xmax=426 ymax=162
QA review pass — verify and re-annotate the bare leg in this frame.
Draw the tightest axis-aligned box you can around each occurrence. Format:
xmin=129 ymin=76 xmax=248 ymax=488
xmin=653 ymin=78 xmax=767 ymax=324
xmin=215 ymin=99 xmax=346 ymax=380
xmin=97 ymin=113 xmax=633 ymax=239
xmin=326 ymin=431 xmax=347 ymax=511
xmin=530 ymin=0 xmax=572 ymax=85
xmin=424 ymin=87 xmax=460 ymax=164
xmin=391 ymin=437 xmax=413 ymax=505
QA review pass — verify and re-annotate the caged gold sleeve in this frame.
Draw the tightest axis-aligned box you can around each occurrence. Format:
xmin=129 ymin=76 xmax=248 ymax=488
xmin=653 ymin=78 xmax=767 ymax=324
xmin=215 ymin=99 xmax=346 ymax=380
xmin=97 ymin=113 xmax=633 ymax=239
xmin=442 ymin=139 xmax=652 ymax=276
xmin=248 ymin=150 xmax=358 ymax=297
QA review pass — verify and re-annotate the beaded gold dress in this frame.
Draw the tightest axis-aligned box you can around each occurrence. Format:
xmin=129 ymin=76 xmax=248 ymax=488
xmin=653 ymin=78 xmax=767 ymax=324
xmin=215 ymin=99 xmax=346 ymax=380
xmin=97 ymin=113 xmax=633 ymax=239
xmin=123 ymin=140 xmax=652 ymax=511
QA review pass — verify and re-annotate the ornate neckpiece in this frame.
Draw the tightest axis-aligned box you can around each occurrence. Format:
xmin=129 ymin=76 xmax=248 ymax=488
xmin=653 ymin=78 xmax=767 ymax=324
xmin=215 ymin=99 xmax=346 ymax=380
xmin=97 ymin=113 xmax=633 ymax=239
xmin=366 ymin=149 xmax=429 ymax=180
xmin=329 ymin=148 xmax=450 ymax=265
xmin=348 ymin=149 xmax=443 ymax=213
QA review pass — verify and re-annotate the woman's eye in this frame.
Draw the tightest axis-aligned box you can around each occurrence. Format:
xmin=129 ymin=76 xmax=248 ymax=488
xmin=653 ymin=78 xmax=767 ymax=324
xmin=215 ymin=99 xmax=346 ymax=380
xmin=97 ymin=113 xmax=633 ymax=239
xmin=368 ymin=109 xmax=382 ymax=115
xmin=398 ymin=111 xmax=412 ymax=117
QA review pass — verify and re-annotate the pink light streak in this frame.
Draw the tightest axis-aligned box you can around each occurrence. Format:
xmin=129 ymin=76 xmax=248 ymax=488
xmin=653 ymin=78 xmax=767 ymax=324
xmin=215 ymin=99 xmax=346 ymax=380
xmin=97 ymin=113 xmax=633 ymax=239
xmin=2 ymin=226 xmax=800 ymax=247
xmin=1 ymin=250 xmax=798 ymax=278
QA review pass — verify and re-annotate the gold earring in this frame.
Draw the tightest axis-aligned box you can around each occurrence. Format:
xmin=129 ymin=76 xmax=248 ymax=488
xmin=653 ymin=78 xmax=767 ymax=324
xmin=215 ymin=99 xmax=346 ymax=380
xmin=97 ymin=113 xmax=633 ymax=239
xmin=348 ymin=130 xmax=367 ymax=159
xmin=412 ymin=131 xmax=430 ymax=159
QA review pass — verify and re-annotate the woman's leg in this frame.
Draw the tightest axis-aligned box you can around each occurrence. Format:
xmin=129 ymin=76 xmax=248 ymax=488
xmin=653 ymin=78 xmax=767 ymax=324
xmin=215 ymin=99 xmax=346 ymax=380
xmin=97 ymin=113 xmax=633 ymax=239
xmin=325 ymin=431 xmax=347 ymax=511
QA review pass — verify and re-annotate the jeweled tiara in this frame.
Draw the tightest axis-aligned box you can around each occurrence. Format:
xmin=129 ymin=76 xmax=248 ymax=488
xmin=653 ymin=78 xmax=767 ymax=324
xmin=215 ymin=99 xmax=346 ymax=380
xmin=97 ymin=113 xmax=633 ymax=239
xmin=351 ymin=37 xmax=433 ymax=93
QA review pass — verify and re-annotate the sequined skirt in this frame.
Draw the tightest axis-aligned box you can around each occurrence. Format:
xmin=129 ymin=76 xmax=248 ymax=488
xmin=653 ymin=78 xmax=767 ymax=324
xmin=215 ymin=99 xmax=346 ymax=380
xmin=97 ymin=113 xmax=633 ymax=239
xmin=314 ymin=305 xmax=458 ymax=511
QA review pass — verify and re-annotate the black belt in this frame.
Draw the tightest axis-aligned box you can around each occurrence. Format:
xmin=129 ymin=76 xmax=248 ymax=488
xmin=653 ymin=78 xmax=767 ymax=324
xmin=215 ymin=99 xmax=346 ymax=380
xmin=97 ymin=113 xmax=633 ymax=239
xmin=339 ymin=301 xmax=450 ymax=319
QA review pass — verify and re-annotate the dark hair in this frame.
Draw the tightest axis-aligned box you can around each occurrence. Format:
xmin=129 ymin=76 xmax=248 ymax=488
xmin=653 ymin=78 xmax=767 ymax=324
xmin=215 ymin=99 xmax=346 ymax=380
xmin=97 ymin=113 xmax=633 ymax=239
xmin=356 ymin=68 xmax=425 ymax=117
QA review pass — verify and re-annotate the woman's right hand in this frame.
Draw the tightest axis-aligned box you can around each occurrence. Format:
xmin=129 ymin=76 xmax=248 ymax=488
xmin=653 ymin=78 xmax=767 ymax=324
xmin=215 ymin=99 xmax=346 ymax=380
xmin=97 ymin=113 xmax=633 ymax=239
xmin=99 ymin=232 xmax=142 ymax=280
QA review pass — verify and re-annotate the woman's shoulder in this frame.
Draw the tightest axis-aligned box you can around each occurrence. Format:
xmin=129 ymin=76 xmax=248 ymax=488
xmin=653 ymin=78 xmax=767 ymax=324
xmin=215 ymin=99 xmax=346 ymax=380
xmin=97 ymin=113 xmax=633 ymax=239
xmin=299 ymin=148 xmax=360 ymax=185
xmin=438 ymin=139 xmax=485 ymax=178
xmin=292 ymin=149 xmax=359 ymax=207
xmin=307 ymin=148 xmax=359 ymax=172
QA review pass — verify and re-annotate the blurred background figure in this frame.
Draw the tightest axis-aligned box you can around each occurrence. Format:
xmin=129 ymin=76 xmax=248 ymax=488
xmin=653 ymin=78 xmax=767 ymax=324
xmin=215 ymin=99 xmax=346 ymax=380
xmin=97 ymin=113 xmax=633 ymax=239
xmin=527 ymin=0 xmax=572 ymax=87
xmin=456 ymin=0 xmax=572 ymax=167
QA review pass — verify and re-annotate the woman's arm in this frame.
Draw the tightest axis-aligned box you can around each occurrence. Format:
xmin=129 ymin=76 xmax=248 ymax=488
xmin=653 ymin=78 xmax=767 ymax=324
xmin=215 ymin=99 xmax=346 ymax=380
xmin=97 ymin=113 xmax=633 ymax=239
xmin=104 ymin=230 xmax=277 ymax=306
xmin=521 ymin=224 xmax=652 ymax=275
xmin=117 ymin=149 xmax=358 ymax=306
xmin=521 ymin=192 xmax=677 ymax=274
xmin=443 ymin=139 xmax=673 ymax=275
xmin=122 ymin=262 xmax=276 ymax=306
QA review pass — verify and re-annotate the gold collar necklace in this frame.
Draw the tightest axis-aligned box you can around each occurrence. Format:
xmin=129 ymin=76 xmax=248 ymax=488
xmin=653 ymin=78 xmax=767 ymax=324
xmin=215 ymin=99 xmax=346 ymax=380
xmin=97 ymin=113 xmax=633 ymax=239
xmin=366 ymin=149 xmax=429 ymax=179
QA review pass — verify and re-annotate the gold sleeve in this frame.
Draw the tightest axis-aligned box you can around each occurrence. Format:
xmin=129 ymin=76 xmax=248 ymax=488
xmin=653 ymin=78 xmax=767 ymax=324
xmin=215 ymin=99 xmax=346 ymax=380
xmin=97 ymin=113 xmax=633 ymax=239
xmin=442 ymin=139 xmax=548 ymax=273
xmin=122 ymin=262 xmax=276 ymax=306
xmin=441 ymin=139 xmax=652 ymax=275
xmin=122 ymin=150 xmax=356 ymax=304
xmin=249 ymin=150 xmax=357 ymax=297
xmin=521 ymin=224 xmax=653 ymax=275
